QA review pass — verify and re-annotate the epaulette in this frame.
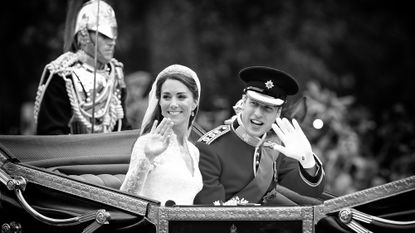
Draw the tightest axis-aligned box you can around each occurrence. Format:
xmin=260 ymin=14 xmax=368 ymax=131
xmin=47 ymin=51 xmax=81 ymax=75
xmin=198 ymin=125 xmax=230 ymax=145
xmin=111 ymin=58 xmax=124 ymax=68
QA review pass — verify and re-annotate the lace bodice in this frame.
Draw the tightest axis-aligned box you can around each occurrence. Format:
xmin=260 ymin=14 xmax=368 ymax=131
xmin=121 ymin=134 xmax=203 ymax=205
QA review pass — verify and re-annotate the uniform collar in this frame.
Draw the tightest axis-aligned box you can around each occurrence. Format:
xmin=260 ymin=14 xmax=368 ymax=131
xmin=231 ymin=114 xmax=266 ymax=147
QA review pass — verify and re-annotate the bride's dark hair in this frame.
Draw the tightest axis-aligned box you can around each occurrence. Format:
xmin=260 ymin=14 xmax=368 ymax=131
xmin=141 ymin=74 xmax=199 ymax=135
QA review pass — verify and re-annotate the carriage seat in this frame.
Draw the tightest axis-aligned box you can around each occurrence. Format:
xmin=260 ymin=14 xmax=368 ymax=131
xmin=68 ymin=173 xmax=126 ymax=189
xmin=0 ymin=130 xmax=140 ymax=191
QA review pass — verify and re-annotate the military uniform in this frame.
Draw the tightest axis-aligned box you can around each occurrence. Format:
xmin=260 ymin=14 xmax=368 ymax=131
xmin=34 ymin=51 xmax=131 ymax=134
xmin=34 ymin=0 xmax=131 ymax=135
xmin=194 ymin=117 xmax=325 ymax=205
xmin=194 ymin=66 xmax=325 ymax=205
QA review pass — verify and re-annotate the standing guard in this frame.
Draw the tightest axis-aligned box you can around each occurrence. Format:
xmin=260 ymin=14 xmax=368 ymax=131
xmin=34 ymin=0 xmax=130 ymax=134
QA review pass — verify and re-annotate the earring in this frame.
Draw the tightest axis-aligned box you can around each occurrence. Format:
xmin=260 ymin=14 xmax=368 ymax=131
xmin=191 ymin=111 xmax=195 ymax=117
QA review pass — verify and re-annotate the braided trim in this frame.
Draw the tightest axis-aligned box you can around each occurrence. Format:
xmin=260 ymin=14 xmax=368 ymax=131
xmin=64 ymin=76 xmax=103 ymax=132
xmin=65 ymin=74 xmax=125 ymax=133
xmin=33 ymin=51 xmax=85 ymax=130
xmin=33 ymin=76 xmax=48 ymax=127
xmin=77 ymin=76 xmax=115 ymax=133
xmin=80 ymin=71 xmax=113 ymax=110
xmin=59 ymin=56 xmax=127 ymax=133
xmin=107 ymin=95 xmax=124 ymax=132
xmin=78 ymin=77 xmax=114 ymax=119
xmin=110 ymin=58 xmax=124 ymax=69
xmin=33 ymin=68 xmax=63 ymax=129
xmin=103 ymin=67 xmax=124 ymax=132
xmin=108 ymin=61 xmax=125 ymax=132
xmin=106 ymin=104 xmax=116 ymax=133
xmin=48 ymin=51 xmax=83 ymax=76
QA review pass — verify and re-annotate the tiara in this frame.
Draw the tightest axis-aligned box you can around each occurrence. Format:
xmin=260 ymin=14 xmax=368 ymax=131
xmin=157 ymin=64 xmax=198 ymax=80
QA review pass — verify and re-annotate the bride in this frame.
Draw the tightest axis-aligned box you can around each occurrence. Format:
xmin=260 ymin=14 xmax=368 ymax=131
xmin=120 ymin=64 xmax=203 ymax=205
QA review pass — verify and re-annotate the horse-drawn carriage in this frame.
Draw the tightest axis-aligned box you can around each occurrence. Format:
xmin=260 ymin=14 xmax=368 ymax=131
xmin=1 ymin=129 xmax=414 ymax=233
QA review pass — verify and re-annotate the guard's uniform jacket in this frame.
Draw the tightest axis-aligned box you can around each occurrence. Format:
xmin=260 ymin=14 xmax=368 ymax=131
xmin=194 ymin=119 xmax=325 ymax=205
xmin=34 ymin=51 xmax=131 ymax=135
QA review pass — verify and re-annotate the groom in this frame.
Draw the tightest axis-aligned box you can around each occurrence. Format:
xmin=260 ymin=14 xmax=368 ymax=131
xmin=194 ymin=66 xmax=325 ymax=205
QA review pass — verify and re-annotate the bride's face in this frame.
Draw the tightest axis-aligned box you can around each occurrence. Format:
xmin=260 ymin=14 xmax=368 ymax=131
xmin=159 ymin=79 xmax=197 ymax=130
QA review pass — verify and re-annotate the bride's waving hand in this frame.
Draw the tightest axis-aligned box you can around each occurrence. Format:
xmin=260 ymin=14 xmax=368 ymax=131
xmin=144 ymin=118 xmax=174 ymax=161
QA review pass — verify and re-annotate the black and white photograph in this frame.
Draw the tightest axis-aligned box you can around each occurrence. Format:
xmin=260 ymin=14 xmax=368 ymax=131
xmin=1 ymin=1 xmax=414 ymax=232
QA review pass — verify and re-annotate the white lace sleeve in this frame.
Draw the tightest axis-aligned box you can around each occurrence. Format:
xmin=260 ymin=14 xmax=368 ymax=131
xmin=120 ymin=135 xmax=153 ymax=195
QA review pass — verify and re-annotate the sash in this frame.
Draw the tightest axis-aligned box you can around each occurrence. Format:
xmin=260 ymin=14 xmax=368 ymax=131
xmin=234 ymin=147 xmax=276 ymax=203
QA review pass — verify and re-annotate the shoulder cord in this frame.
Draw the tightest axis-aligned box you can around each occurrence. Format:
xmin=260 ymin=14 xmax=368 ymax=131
xmin=78 ymin=76 xmax=114 ymax=119
xmin=33 ymin=66 xmax=53 ymax=128
xmin=65 ymin=76 xmax=101 ymax=132
xmin=65 ymin=75 xmax=122 ymax=133
xmin=33 ymin=51 xmax=81 ymax=130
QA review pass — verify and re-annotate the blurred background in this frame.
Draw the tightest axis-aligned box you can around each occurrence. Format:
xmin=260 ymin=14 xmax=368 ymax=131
xmin=1 ymin=0 xmax=414 ymax=196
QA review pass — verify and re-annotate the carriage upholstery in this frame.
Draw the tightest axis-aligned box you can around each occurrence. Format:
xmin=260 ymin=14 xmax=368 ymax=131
xmin=0 ymin=129 xmax=138 ymax=190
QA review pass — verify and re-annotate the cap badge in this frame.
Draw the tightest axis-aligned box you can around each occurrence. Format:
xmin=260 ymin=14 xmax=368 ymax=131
xmin=265 ymin=80 xmax=274 ymax=89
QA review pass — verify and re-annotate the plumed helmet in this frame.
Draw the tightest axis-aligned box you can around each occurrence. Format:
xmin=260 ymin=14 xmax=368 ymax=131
xmin=74 ymin=0 xmax=117 ymax=39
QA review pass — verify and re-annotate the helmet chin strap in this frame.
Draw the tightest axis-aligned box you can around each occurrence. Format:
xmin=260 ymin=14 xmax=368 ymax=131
xmin=91 ymin=0 xmax=100 ymax=133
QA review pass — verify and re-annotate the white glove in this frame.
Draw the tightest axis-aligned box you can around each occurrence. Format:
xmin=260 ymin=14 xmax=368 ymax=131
xmin=270 ymin=117 xmax=316 ymax=168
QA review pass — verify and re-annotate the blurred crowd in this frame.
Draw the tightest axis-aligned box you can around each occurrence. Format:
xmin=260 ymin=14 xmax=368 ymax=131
xmin=297 ymin=82 xmax=415 ymax=196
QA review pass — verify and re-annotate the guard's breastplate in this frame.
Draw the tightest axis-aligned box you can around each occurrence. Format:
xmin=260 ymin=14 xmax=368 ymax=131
xmin=68 ymin=63 xmax=124 ymax=134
